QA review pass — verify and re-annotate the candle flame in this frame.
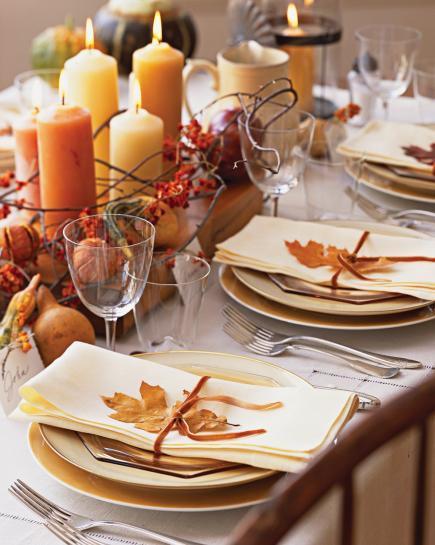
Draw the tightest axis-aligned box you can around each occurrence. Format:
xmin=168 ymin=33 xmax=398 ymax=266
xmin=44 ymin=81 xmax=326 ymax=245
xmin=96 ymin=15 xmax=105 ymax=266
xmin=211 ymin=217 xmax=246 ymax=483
xmin=304 ymin=0 xmax=314 ymax=5
xmin=287 ymin=3 xmax=299 ymax=28
xmin=133 ymin=77 xmax=142 ymax=113
xmin=31 ymin=79 xmax=43 ymax=115
xmin=85 ymin=17 xmax=94 ymax=49
xmin=59 ymin=70 xmax=66 ymax=105
xmin=152 ymin=10 xmax=162 ymax=44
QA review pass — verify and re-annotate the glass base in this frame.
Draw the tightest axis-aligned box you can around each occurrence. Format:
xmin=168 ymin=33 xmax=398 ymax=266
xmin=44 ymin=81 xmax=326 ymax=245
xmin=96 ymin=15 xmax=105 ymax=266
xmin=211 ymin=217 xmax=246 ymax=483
xmin=144 ymin=336 xmax=190 ymax=353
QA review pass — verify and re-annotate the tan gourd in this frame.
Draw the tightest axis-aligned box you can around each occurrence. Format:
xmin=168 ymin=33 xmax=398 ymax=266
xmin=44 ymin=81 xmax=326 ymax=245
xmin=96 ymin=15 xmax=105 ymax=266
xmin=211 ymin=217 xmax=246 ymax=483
xmin=33 ymin=285 xmax=96 ymax=366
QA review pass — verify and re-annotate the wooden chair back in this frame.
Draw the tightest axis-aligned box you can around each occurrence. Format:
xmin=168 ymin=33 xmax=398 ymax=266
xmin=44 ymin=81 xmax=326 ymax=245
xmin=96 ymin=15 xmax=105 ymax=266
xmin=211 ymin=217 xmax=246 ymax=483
xmin=227 ymin=373 xmax=435 ymax=545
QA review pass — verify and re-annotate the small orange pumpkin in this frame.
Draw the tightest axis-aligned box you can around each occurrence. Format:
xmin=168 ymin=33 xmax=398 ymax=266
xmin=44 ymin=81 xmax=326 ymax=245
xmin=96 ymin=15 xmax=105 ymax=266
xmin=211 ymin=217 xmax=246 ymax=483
xmin=0 ymin=224 xmax=40 ymax=265
xmin=72 ymin=237 xmax=119 ymax=285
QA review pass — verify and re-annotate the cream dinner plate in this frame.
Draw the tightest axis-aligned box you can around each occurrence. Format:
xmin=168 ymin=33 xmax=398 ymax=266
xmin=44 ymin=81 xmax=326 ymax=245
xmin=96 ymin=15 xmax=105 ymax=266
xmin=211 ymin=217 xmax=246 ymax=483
xmin=346 ymin=164 xmax=435 ymax=204
xmin=220 ymin=220 xmax=434 ymax=327
xmin=363 ymin=162 xmax=435 ymax=193
xmin=28 ymin=424 xmax=282 ymax=512
xmin=31 ymin=352 xmax=308 ymax=500
xmin=232 ymin=267 xmax=431 ymax=317
xmin=219 ymin=265 xmax=435 ymax=330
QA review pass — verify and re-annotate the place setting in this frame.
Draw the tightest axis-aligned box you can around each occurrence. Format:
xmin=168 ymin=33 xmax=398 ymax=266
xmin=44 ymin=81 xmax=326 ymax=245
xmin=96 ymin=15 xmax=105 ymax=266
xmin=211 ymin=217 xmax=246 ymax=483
xmin=0 ymin=1 xmax=435 ymax=545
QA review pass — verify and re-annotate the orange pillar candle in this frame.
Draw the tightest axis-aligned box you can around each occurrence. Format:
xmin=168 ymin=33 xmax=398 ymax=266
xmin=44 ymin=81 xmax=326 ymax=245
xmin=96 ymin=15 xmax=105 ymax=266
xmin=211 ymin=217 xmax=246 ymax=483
xmin=133 ymin=11 xmax=184 ymax=138
xmin=13 ymin=80 xmax=42 ymax=211
xmin=37 ymin=78 xmax=96 ymax=234
xmin=13 ymin=116 xmax=39 ymax=210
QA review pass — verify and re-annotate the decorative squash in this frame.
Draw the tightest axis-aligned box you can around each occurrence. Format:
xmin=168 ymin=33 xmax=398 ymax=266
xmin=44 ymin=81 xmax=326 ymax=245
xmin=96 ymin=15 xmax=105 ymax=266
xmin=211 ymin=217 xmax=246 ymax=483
xmin=0 ymin=224 xmax=40 ymax=265
xmin=33 ymin=285 xmax=95 ymax=366
xmin=31 ymin=18 xmax=106 ymax=71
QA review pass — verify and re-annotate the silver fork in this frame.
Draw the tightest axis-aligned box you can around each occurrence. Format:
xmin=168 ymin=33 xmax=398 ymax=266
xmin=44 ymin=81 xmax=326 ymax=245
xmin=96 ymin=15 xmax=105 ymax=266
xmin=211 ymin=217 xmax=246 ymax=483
xmin=345 ymin=186 xmax=435 ymax=228
xmin=9 ymin=480 xmax=204 ymax=545
xmin=223 ymin=320 xmax=399 ymax=379
xmin=223 ymin=304 xmax=421 ymax=370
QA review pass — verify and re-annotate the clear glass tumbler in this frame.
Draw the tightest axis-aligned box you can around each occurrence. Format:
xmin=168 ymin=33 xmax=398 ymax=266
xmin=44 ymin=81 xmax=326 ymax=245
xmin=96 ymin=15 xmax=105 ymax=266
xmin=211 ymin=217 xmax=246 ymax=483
xmin=414 ymin=60 xmax=435 ymax=125
xmin=304 ymin=139 xmax=356 ymax=220
xmin=136 ymin=252 xmax=210 ymax=352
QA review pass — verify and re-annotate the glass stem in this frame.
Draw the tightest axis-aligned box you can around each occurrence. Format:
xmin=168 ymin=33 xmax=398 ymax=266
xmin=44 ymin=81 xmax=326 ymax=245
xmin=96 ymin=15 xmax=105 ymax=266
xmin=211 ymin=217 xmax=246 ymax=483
xmin=105 ymin=318 xmax=117 ymax=351
xmin=382 ymin=99 xmax=390 ymax=121
xmin=271 ymin=196 xmax=279 ymax=217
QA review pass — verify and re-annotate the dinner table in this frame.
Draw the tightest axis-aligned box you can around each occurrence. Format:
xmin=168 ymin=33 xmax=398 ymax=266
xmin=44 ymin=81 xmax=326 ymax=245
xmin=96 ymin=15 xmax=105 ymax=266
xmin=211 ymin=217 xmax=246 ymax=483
xmin=0 ymin=74 xmax=434 ymax=545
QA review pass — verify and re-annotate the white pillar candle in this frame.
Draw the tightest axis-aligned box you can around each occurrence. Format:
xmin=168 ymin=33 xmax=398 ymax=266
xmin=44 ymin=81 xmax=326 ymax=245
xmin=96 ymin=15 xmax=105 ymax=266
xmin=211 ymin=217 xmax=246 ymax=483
xmin=109 ymin=78 xmax=163 ymax=201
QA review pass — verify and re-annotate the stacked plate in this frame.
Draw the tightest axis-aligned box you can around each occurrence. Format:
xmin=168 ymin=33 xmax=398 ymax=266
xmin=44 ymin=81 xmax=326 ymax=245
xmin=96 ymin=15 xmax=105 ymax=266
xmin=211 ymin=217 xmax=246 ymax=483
xmin=346 ymin=160 xmax=435 ymax=204
xmin=338 ymin=120 xmax=435 ymax=204
xmin=218 ymin=221 xmax=435 ymax=331
xmin=28 ymin=351 xmax=309 ymax=511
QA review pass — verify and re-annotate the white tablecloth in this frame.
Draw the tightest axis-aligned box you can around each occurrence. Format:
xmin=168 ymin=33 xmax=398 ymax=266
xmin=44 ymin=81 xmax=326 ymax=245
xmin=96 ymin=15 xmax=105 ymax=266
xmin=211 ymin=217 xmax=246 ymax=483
xmin=1 ymin=79 xmax=434 ymax=545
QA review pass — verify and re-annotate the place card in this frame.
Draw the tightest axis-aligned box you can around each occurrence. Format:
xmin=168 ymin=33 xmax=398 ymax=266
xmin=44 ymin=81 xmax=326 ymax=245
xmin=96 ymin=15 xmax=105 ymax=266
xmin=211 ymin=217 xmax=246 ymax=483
xmin=0 ymin=330 xmax=44 ymax=416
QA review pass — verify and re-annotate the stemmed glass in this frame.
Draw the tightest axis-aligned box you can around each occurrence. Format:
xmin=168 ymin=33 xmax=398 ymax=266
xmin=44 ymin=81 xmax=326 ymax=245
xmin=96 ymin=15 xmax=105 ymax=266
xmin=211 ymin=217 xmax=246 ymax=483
xmin=63 ymin=214 xmax=155 ymax=351
xmin=355 ymin=24 xmax=421 ymax=120
xmin=238 ymin=104 xmax=315 ymax=217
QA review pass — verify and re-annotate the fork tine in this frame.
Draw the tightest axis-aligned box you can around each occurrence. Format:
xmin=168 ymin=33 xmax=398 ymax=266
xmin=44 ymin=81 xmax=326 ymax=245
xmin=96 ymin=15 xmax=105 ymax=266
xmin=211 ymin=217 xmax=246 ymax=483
xmin=9 ymin=485 xmax=49 ymax=519
xmin=223 ymin=305 xmax=274 ymax=340
xmin=223 ymin=322 xmax=253 ymax=345
xmin=223 ymin=319 xmax=277 ymax=350
xmin=223 ymin=322 xmax=274 ymax=356
xmin=16 ymin=480 xmax=71 ymax=518
xmin=14 ymin=480 xmax=69 ymax=522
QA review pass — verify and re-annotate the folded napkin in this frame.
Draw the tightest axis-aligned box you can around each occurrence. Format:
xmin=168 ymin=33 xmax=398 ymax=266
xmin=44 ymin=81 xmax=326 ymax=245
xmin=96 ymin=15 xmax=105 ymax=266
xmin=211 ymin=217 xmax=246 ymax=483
xmin=12 ymin=342 xmax=358 ymax=472
xmin=215 ymin=216 xmax=435 ymax=300
xmin=337 ymin=121 xmax=435 ymax=173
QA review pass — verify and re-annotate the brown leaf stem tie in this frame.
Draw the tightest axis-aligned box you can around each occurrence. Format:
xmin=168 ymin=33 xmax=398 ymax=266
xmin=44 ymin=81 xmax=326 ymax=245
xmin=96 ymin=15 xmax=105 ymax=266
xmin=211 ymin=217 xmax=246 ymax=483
xmin=102 ymin=376 xmax=283 ymax=456
xmin=285 ymin=231 xmax=435 ymax=288
xmin=153 ymin=376 xmax=281 ymax=455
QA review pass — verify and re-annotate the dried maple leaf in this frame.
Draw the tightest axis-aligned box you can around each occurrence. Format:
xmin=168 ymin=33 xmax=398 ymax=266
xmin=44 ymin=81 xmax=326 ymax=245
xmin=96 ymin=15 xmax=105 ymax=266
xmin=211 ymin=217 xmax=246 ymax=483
xmin=102 ymin=381 xmax=230 ymax=434
xmin=102 ymin=382 xmax=170 ymax=433
xmin=285 ymin=240 xmax=350 ymax=268
xmin=402 ymin=143 xmax=435 ymax=166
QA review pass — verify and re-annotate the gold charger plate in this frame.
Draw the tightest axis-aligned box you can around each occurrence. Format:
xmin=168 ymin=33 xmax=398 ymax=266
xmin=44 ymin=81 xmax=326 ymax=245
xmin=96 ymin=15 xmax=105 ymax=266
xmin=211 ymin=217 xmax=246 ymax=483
xmin=346 ymin=163 xmax=435 ymax=203
xmin=38 ymin=351 xmax=309 ymax=491
xmin=220 ymin=266 xmax=435 ymax=330
xmin=28 ymin=424 xmax=282 ymax=512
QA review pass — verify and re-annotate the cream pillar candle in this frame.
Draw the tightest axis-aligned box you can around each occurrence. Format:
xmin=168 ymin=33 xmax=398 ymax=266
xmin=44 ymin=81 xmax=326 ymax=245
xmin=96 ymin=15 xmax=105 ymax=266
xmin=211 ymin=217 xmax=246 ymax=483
xmin=133 ymin=11 xmax=184 ymax=138
xmin=109 ymin=79 xmax=163 ymax=201
xmin=64 ymin=18 xmax=119 ymax=193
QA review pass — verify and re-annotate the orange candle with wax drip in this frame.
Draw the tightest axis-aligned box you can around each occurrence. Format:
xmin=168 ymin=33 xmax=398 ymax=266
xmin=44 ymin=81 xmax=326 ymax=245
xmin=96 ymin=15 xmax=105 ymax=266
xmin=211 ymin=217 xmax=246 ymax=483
xmin=37 ymin=72 xmax=96 ymax=235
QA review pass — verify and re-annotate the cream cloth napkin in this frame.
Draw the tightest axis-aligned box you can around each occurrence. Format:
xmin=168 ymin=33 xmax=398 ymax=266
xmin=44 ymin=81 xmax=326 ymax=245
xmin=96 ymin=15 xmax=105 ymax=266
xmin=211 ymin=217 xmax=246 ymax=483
xmin=337 ymin=120 xmax=435 ymax=173
xmin=214 ymin=216 xmax=435 ymax=300
xmin=12 ymin=342 xmax=357 ymax=472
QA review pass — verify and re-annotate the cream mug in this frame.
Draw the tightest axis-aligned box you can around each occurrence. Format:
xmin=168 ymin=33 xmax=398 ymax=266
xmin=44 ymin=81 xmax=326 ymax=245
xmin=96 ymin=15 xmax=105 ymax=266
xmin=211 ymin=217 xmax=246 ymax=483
xmin=183 ymin=41 xmax=290 ymax=118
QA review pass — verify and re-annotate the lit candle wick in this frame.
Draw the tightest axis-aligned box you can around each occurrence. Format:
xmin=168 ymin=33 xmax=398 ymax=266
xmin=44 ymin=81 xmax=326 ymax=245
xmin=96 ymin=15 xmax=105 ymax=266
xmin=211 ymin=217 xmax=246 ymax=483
xmin=152 ymin=10 xmax=162 ymax=45
xmin=85 ymin=17 xmax=94 ymax=50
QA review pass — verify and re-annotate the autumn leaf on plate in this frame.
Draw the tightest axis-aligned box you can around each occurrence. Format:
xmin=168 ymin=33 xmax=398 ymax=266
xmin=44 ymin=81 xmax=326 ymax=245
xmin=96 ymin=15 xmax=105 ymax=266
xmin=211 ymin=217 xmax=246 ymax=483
xmin=285 ymin=239 xmax=351 ymax=268
xmin=102 ymin=381 xmax=228 ymax=434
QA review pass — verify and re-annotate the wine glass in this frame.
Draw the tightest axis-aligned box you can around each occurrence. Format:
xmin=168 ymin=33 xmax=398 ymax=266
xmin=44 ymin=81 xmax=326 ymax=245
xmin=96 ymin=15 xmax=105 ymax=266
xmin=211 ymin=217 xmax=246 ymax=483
xmin=63 ymin=214 xmax=155 ymax=351
xmin=355 ymin=25 xmax=421 ymax=120
xmin=238 ymin=104 xmax=315 ymax=217
xmin=413 ymin=60 xmax=435 ymax=124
